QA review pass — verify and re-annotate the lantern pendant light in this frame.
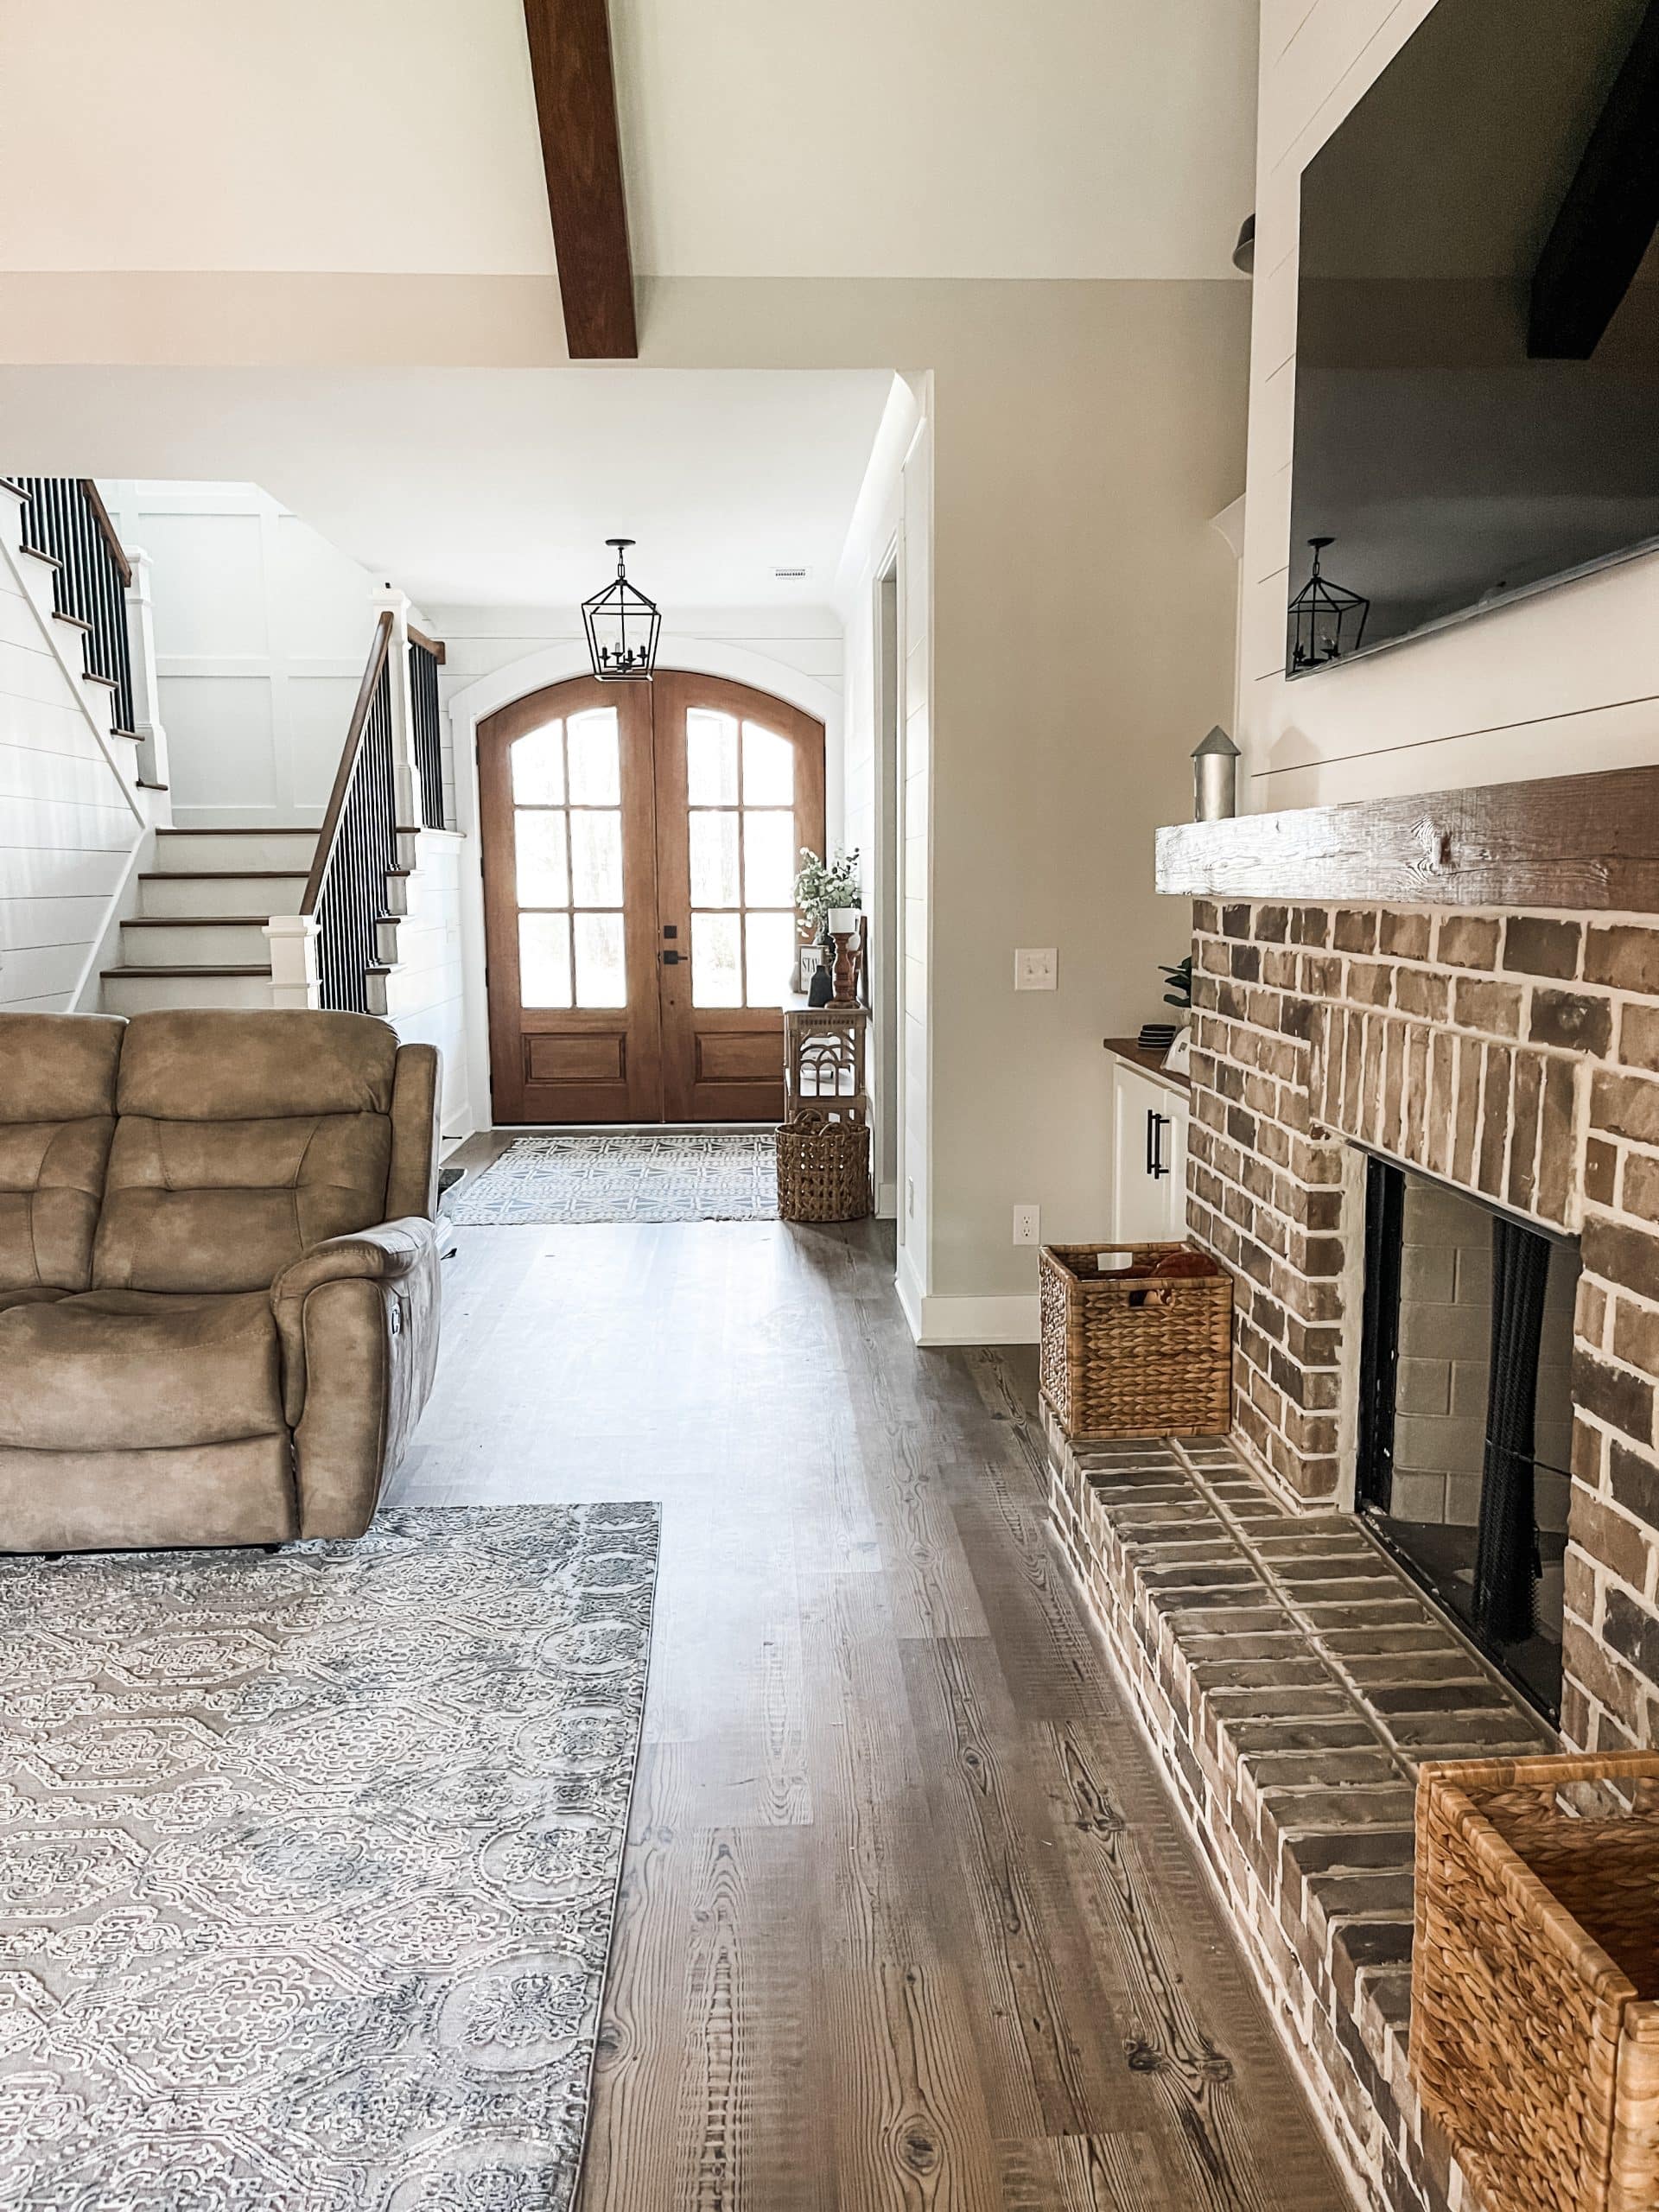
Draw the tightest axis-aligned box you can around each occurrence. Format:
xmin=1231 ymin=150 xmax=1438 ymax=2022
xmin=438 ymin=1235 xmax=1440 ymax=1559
xmin=1286 ymin=537 xmax=1369 ymax=676
xmin=582 ymin=537 xmax=661 ymax=683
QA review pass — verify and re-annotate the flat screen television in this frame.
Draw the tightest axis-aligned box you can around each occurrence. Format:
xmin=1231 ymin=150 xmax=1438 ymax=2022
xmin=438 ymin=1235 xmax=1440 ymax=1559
xmin=1288 ymin=0 xmax=1659 ymax=675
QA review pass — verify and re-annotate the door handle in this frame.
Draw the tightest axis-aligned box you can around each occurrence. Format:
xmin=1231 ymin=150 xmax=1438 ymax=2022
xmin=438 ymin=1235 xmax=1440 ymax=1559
xmin=659 ymin=949 xmax=681 ymax=965
xmin=1148 ymin=1110 xmax=1171 ymax=1180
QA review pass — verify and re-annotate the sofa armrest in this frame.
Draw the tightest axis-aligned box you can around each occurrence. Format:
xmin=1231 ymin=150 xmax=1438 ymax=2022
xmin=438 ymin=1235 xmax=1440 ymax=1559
xmin=271 ymin=1217 xmax=435 ymax=1426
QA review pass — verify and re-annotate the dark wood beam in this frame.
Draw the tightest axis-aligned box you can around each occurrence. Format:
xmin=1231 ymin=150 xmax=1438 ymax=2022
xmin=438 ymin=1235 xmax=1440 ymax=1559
xmin=523 ymin=0 xmax=637 ymax=359
xmin=1155 ymin=764 xmax=1659 ymax=912
xmin=1529 ymin=0 xmax=1659 ymax=359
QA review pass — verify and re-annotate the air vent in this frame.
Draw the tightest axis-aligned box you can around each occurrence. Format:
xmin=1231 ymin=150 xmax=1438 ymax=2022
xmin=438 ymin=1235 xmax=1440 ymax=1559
xmin=772 ymin=565 xmax=810 ymax=582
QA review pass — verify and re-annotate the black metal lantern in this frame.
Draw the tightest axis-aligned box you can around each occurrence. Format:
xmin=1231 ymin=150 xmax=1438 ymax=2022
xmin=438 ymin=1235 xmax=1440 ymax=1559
xmin=582 ymin=537 xmax=661 ymax=683
xmin=1287 ymin=537 xmax=1368 ymax=675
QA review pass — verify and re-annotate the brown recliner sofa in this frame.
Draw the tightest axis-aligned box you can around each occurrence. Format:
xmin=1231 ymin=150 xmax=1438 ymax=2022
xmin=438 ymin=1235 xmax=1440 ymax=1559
xmin=0 ymin=1007 xmax=442 ymax=1553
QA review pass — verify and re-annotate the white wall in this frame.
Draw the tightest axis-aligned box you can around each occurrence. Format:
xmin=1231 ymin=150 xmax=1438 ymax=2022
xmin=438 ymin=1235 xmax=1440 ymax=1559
xmin=1240 ymin=0 xmax=1659 ymax=810
xmin=0 ymin=502 xmax=144 ymax=1014
xmin=96 ymin=481 xmax=386 ymax=830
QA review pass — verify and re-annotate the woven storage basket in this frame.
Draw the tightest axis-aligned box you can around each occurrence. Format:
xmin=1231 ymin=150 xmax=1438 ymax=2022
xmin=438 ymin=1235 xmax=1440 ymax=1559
xmin=775 ymin=1113 xmax=870 ymax=1223
xmin=1411 ymin=1751 xmax=1659 ymax=2212
xmin=1038 ymin=1242 xmax=1231 ymax=1441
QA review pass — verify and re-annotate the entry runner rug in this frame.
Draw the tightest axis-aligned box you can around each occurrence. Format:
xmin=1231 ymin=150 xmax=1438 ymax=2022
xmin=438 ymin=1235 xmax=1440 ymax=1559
xmin=449 ymin=1129 xmax=777 ymax=1224
xmin=0 ymin=1502 xmax=658 ymax=2210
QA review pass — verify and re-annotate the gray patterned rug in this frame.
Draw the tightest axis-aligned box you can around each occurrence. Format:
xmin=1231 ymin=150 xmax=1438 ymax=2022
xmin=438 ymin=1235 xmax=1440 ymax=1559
xmin=0 ymin=1503 xmax=658 ymax=2211
xmin=450 ymin=1130 xmax=777 ymax=1224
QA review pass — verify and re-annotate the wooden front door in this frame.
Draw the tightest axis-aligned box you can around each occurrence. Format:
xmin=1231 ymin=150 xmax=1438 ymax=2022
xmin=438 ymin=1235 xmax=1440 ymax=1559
xmin=480 ymin=671 xmax=824 ymax=1125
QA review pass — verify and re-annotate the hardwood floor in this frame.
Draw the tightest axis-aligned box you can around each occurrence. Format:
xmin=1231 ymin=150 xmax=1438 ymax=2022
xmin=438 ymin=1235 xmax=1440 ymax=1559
xmin=390 ymin=1207 xmax=1351 ymax=2211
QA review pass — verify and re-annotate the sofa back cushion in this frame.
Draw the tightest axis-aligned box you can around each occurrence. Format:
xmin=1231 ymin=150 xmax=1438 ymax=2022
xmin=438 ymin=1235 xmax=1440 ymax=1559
xmin=0 ymin=1014 xmax=124 ymax=1293
xmin=92 ymin=1010 xmax=397 ymax=1294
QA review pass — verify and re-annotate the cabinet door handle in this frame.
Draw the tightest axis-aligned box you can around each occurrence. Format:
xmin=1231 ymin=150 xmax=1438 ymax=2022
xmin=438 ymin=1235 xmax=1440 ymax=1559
xmin=1149 ymin=1111 xmax=1171 ymax=1180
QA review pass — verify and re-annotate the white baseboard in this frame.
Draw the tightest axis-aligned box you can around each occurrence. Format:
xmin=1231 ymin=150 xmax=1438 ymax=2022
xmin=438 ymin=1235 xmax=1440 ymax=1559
xmin=893 ymin=1251 xmax=1039 ymax=1347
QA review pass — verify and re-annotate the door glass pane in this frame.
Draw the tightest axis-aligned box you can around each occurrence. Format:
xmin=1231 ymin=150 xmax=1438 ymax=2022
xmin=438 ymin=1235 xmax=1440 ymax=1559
xmin=518 ymin=912 xmax=571 ymax=1007
xmin=689 ymin=810 xmax=741 ymax=906
xmin=742 ymin=722 xmax=794 ymax=806
xmin=691 ymin=912 xmax=742 ymax=1006
xmin=686 ymin=710 xmax=739 ymax=804
xmin=515 ymin=810 xmax=569 ymax=907
xmin=745 ymin=911 xmax=798 ymax=1009
xmin=569 ymin=809 xmax=623 ymax=906
xmin=511 ymin=723 xmax=563 ymax=804
xmin=566 ymin=709 xmax=620 ymax=805
xmin=574 ymin=912 xmax=626 ymax=1007
xmin=742 ymin=810 xmax=796 ymax=907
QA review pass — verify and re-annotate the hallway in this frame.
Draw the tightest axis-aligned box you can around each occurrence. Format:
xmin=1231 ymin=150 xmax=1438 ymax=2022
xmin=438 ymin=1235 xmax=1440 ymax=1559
xmin=391 ymin=1199 xmax=1348 ymax=2210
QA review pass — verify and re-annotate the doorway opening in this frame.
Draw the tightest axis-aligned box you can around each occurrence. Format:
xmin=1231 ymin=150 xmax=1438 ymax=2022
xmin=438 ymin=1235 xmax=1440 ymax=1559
xmin=480 ymin=670 xmax=825 ymax=1125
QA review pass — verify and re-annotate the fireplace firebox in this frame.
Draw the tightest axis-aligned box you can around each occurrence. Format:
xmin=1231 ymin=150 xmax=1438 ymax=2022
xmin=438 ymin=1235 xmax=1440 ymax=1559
xmin=1356 ymin=1154 xmax=1580 ymax=1719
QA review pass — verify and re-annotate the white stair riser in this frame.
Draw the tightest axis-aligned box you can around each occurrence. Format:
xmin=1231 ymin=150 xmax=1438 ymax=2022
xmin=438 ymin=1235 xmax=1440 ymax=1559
xmin=140 ymin=874 xmax=307 ymax=918
xmin=155 ymin=831 xmax=315 ymax=873
xmin=121 ymin=923 xmax=272 ymax=967
xmin=102 ymin=971 xmax=274 ymax=1014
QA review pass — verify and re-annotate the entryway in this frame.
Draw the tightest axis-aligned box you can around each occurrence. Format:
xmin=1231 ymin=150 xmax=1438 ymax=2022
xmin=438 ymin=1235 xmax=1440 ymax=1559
xmin=480 ymin=671 xmax=824 ymax=1124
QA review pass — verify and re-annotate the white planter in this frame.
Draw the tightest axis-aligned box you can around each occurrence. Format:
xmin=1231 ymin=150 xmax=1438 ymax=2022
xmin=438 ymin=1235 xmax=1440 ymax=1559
xmin=828 ymin=907 xmax=861 ymax=932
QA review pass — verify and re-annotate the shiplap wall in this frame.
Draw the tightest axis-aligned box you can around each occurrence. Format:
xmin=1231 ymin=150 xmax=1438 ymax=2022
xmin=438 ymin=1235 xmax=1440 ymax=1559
xmin=0 ymin=515 xmax=141 ymax=1014
xmin=1241 ymin=0 xmax=1659 ymax=809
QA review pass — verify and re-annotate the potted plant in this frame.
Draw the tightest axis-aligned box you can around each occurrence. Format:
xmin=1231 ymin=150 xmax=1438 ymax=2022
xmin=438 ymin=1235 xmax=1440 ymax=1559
xmin=1160 ymin=954 xmax=1193 ymax=1073
xmin=793 ymin=848 xmax=861 ymax=1005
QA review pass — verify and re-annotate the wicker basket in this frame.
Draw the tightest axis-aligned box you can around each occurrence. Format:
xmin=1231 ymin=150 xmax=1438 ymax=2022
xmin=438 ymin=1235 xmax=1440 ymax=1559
xmin=775 ymin=1113 xmax=870 ymax=1223
xmin=1038 ymin=1242 xmax=1231 ymax=1441
xmin=1411 ymin=1751 xmax=1659 ymax=2212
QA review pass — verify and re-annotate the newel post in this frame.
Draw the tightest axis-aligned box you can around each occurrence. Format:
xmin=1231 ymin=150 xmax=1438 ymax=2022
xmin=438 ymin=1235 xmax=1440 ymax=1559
xmin=124 ymin=547 xmax=170 ymax=795
xmin=265 ymin=913 xmax=321 ymax=1009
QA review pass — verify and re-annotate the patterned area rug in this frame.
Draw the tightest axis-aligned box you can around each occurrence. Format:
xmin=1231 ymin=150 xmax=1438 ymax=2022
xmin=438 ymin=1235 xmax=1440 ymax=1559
xmin=0 ymin=1503 xmax=658 ymax=2211
xmin=449 ymin=1130 xmax=778 ymax=1224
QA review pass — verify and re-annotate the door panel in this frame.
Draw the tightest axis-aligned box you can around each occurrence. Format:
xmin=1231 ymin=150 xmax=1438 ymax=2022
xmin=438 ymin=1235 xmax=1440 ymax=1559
xmin=480 ymin=670 xmax=824 ymax=1125
xmin=652 ymin=672 xmax=825 ymax=1123
xmin=480 ymin=678 xmax=664 ymax=1123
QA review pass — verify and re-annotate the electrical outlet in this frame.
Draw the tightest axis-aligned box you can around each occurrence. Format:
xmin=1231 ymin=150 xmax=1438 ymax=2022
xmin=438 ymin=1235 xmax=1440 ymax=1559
xmin=1013 ymin=1204 xmax=1041 ymax=1247
xmin=1014 ymin=947 xmax=1058 ymax=991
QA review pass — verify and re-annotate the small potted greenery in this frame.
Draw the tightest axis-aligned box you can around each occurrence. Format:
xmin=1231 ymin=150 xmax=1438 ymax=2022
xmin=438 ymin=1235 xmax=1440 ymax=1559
xmin=1160 ymin=954 xmax=1193 ymax=1072
xmin=794 ymin=848 xmax=861 ymax=1004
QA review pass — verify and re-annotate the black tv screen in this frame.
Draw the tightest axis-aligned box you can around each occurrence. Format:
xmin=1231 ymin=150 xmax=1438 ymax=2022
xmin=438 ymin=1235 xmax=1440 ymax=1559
xmin=1289 ymin=0 xmax=1659 ymax=674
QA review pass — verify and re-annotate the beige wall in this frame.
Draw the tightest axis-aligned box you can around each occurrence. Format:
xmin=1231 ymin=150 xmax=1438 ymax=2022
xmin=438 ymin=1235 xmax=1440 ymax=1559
xmin=1241 ymin=0 xmax=1659 ymax=810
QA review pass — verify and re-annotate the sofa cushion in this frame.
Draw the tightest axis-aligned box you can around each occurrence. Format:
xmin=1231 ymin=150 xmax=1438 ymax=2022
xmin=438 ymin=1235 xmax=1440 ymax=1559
xmin=0 ymin=1290 xmax=285 ymax=1452
xmin=92 ymin=1009 xmax=397 ymax=1294
xmin=0 ymin=1014 xmax=124 ymax=1294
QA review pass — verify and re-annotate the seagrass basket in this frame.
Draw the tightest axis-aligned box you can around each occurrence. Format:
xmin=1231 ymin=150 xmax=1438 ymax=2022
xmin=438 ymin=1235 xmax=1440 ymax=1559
xmin=1411 ymin=1751 xmax=1659 ymax=2212
xmin=1037 ymin=1242 xmax=1231 ymax=1441
xmin=775 ymin=1113 xmax=870 ymax=1223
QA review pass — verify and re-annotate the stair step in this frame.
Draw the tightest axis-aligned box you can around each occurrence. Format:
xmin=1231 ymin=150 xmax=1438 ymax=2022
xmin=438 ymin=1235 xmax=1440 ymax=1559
xmin=154 ymin=828 xmax=316 ymax=873
xmin=52 ymin=610 xmax=92 ymax=633
xmin=138 ymin=870 xmax=308 ymax=918
xmin=101 ymin=966 xmax=275 ymax=1014
xmin=120 ymin=918 xmax=273 ymax=966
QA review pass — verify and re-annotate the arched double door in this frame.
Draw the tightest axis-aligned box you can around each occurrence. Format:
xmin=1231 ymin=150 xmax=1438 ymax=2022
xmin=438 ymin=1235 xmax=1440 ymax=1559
xmin=480 ymin=671 xmax=825 ymax=1124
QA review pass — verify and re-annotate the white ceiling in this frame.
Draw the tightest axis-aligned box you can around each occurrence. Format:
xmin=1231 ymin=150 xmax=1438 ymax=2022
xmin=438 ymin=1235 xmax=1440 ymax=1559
xmin=0 ymin=366 xmax=897 ymax=608
xmin=0 ymin=0 xmax=1257 ymax=281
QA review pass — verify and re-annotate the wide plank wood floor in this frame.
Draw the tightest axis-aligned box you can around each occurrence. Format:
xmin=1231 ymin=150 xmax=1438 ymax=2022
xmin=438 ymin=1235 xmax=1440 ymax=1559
xmin=390 ymin=1206 xmax=1350 ymax=2211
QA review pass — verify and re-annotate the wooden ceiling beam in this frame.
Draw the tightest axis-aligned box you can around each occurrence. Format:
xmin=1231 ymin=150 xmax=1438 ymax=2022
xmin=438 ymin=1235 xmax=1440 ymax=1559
xmin=523 ymin=0 xmax=638 ymax=360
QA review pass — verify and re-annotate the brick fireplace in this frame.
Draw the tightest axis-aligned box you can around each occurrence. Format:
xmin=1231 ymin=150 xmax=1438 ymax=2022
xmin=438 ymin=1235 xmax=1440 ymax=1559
xmin=1185 ymin=893 xmax=1659 ymax=1755
xmin=1045 ymin=774 xmax=1659 ymax=2212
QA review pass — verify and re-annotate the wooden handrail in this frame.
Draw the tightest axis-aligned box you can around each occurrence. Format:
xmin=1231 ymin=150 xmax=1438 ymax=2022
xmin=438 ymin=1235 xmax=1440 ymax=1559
xmin=302 ymin=610 xmax=396 ymax=916
xmin=79 ymin=478 xmax=132 ymax=587
xmin=408 ymin=622 xmax=446 ymax=664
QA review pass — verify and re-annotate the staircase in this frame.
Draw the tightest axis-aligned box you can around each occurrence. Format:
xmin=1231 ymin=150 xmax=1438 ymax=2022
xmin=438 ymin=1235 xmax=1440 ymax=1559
xmin=102 ymin=828 xmax=318 ymax=1014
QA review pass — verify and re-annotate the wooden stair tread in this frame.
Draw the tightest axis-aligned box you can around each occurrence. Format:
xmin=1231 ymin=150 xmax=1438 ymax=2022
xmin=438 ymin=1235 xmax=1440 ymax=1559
xmin=137 ymin=870 xmax=308 ymax=881
xmin=157 ymin=826 xmax=318 ymax=837
xmin=102 ymin=964 xmax=273 ymax=979
xmin=18 ymin=545 xmax=61 ymax=569
xmin=51 ymin=610 xmax=92 ymax=632
xmin=83 ymin=671 xmax=119 ymax=689
xmin=124 ymin=915 xmax=275 ymax=928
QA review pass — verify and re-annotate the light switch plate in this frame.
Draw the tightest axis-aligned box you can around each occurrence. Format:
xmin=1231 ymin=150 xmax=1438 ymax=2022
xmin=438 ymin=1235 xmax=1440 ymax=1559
xmin=1014 ymin=947 xmax=1058 ymax=991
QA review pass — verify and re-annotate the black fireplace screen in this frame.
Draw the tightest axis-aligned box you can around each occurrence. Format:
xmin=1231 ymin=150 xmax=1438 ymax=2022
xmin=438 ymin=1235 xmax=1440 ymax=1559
xmin=1357 ymin=1154 xmax=1577 ymax=1720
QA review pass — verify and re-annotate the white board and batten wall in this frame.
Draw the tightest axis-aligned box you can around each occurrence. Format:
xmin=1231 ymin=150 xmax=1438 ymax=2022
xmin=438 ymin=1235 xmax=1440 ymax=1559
xmin=1242 ymin=0 xmax=1659 ymax=812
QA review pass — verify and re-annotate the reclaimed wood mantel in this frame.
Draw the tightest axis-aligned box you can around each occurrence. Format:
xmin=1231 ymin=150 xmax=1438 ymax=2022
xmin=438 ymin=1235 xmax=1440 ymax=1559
xmin=1155 ymin=762 xmax=1659 ymax=912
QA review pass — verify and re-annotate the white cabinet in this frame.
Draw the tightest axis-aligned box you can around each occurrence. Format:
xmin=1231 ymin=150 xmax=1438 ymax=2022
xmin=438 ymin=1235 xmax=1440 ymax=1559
xmin=1107 ymin=1049 xmax=1188 ymax=1245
